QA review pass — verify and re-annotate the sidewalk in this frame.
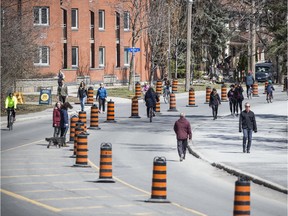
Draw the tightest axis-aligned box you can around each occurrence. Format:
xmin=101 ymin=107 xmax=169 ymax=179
xmin=189 ymin=90 xmax=288 ymax=193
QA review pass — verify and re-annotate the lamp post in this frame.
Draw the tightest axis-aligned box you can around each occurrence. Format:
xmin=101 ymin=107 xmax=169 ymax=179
xmin=185 ymin=0 xmax=193 ymax=92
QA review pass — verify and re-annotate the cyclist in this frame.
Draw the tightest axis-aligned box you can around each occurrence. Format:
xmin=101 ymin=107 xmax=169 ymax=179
xmin=266 ymin=80 xmax=275 ymax=102
xmin=163 ymin=78 xmax=171 ymax=95
xmin=144 ymin=87 xmax=159 ymax=118
xmin=5 ymin=92 xmax=18 ymax=128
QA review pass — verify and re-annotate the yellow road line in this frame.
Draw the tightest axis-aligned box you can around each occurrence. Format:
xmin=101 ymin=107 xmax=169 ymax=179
xmin=1 ymin=139 xmax=45 ymax=153
xmin=88 ymin=159 xmax=207 ymax=216
xmin=0 ymin=188 xmax=61 ymax=212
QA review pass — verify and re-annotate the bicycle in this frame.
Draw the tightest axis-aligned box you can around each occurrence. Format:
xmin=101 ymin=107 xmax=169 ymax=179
xmin=163 ymin=88 xmax=170 ymax=104
xmin=149 ymin=107 xmax=154 ymax=123
xmin=7 ymin=108 xmax=14 ymax=131
xmin=247 ymin=85 xmax=253 ymax=99
xmin=267 ymin=92 xmax=273 ymax=103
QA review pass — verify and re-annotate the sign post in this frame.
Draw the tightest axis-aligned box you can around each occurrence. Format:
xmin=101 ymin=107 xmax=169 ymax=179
xmin=39 ymin=88 xmax=52 ymax=105
xmin=127 ymin=47 xmax=140 ymax=92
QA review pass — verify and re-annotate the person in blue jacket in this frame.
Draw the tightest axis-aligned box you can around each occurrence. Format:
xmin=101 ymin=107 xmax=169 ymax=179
xmin=60 ymin=102 xmax=73 ymax=145
xmin=96 ymin=83 xmax=107 ymax=113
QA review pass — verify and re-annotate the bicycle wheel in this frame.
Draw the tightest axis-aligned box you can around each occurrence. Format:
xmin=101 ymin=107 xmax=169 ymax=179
xmin=9 ymin=112 xmax=13 ymax=131
xmin=149 ymin=107 xmax=153 ymax=123
xmin=163 ymin=93 xmax=168 ymax=104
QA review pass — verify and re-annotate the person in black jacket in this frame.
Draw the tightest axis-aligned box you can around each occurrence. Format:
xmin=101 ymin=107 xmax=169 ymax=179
xmin=227 ymin=84 xmax=237 ymax=116
xmin=239 ymin=102 xmax=257 ymax=153
xmin=209 ymin=88 xmax=221 ymax=120
xmin=77 ymin=81 xmax=87 ymax=111
xmin=234 ymin=82 xmax=244 ymax=116
xmin=144 ymin=87 xmax=159 ymax=118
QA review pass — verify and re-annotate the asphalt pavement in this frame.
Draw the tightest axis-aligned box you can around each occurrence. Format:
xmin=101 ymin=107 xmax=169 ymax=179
xmin=1 ymin=84 xmax=287 ymax=196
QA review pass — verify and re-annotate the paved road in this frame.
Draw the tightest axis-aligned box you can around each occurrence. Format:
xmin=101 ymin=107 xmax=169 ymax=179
xmin=1 ymin=84 xmax=287 ymax=216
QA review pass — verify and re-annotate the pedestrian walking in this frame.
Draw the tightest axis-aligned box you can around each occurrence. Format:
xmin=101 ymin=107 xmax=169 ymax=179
xmin=96 ymin=83 xmax=107 ymax=113
xmin=227 ymin=84 xmax=237 ymax=116
xmin=239 ymin=102 xmax=257 ymax=153
xmin=245 ymin=71 xmax=254 ymax=98
xmin=174 ymin=113 xmax=192 ymax=162
xmin=57 ymin=70 xmax=65 ymax=86
xmin=53 ymin=101 xmax=62 ymax=137
xmin=209 ymin=88 xmax=221 ymax=120
xmin=60 ymin=102 xmax=73 ymax=146
xmin=234 ymin=82 xmax=244 ymax=116
xmin=57 ymin=79 xmax=68 ymax=103
xmin=77 ymin=81 xmax=87 ymax=111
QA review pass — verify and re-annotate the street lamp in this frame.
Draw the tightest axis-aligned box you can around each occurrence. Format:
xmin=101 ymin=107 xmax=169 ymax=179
xmin=185 ymin=0 xmax=193 ymax=91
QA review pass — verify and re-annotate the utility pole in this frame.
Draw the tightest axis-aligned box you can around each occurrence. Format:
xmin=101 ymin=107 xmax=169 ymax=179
xmin=251 ymin=0 xmax=256 ymax=79
xmin=168 ymin=5 xmax=171 ymax=79
xmin=185 ymin=0 xmax=193 ymax=92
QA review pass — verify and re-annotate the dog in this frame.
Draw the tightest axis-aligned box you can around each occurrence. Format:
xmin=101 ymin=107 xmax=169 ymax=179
xmin=45 ymin=137 xmax=65 ymax=148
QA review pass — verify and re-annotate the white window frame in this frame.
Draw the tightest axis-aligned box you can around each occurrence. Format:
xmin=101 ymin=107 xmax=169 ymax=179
xmin=99 ymin=10 xmax=105 ymax=30
xmin=72 ymin=46 xmax=79 ymax=68
xmin=99 ymin=47 xmax=105 ymax=67
xmin=71 ymin=8 xmax=78 ymax=30
xmin=124 ymin=48 xmax=130 ymax=66
xmin=34 ymin=7 xmax=49 ymax=26
xmin=34 ymin=46 xmax=49 ymax=66
xmin=124 ymin=11 xmax=130 ymax=31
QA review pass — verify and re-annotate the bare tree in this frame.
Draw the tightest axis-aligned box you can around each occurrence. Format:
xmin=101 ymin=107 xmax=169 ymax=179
xmin=1 ymin=0 xmax=41 ymax=108
xmin=111 ymin=0 xmax=149 ymax=90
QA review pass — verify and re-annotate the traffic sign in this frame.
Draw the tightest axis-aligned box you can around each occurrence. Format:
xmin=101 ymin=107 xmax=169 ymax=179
xmin=127 ymin=47 xmax=140 ymax=53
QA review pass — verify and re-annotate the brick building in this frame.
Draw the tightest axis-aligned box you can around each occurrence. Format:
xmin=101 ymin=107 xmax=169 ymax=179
xmin=30 ymin=0 xmax=150 ymax=84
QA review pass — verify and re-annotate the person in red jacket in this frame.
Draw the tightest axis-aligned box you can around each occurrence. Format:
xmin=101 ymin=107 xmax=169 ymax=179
xmin=53 ymin=101 xmax=62 ymax=137
xmin=174 ymin=113 xmax=192 ymax=162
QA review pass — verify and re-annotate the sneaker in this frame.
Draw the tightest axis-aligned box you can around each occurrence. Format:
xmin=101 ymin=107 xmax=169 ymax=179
xmin=13 ymin=118 xmax=16 ymax=122
xmin=103 ymin=111 xmax=105 ymax=114
xmin=7 ymin=125 xmax=9 ymax=128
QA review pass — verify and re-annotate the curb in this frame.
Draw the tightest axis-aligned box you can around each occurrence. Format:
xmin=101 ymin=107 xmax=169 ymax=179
xmin=188 ymin=114 xmax=288 ymax=195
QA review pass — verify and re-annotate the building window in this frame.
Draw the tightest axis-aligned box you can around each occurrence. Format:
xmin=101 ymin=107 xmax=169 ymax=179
xmin=124 ymin=11 xmax=129 ymax=31
xmin=99 ymin=10 xmax=105 ymax=30
xmin=99 ymin=47 xmax=105 ymax=67
xmin=34 ymin=46 xmax=49 ymax=66
xmin=72 ymin=47 xmax=78 ymax=68
xmin=124 ymin=48 xmax=130 ymax=66
xmin=71 ymin=9 xmax=78 ymax=29
xmin=34 ymin=7 xmax=49 ymax=26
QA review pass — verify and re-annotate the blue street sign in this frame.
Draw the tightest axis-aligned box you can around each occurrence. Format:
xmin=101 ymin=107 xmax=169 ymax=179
xmin=127 ymin=47 xmax=140 ymax=53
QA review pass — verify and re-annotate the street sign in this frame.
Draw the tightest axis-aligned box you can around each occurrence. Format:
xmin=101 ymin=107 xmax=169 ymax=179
xmin=127 ymin=47 xmax=140 ymax=53
xmin=39 ymin=88 xmax=52 ymax=105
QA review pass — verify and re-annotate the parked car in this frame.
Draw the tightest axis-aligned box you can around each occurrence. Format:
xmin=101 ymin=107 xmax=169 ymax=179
xmin=255 ymin=62 xmax=275 ymax=83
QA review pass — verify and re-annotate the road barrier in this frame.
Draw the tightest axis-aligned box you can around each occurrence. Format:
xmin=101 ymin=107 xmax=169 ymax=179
xmin=78 ymin=111 xmax=87 ymax=131
xmin=89 ymin=104 xmax=101 ymax=130
xmin=87 ymin=87 xmax=94 ymax=105
xmin=97 ymin=143 xmax=115 ymax=183
xmin=14 ymin=92 xmax=25 ymax=104
xmin=172 ymin=79 xmax=178 ymax=93
xmin=105 ymin=100 xmax=116 ymax=123
xmin=69 ymin=115 xmax=79 ymax=142
xmin=135 ymin=82 xmax=141 ymax=98
xmin=156 ymin=80 xmax=162 ymax=95
xmin=155 ymin=101 xmax=160 ymax=113
xmin=73 ymin=125 xmax=84 ymax=157
xmin=233 ymin=177 xmax=250 ymax=216
xmin=205 ymin=86 xmax=212 ymax=103
xmin=146 ymin=157 xmax=170 ymax=203
xmin=252 ymin=83 xmax=259 ymax=97
xmin=186 ymin=88 xmax=198 ymax=107
xmin=130 ymin=96 xmax=141 ymax=118
xmin=221 ymin=84 xmax=228 ymax=102
xmin=168 ymin=93 xmax=178 ymax=112
xmin=74 ymin=132 xmax=90 ymax=167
